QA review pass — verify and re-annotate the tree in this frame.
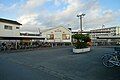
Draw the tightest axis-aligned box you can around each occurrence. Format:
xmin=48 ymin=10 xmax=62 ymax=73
xmin=72 ymin=34 xmax=91 ymax=49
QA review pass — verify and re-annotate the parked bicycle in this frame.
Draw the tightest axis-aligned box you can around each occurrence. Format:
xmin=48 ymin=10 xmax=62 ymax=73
xmin=101 ymin=47 xmax=120 ymax=67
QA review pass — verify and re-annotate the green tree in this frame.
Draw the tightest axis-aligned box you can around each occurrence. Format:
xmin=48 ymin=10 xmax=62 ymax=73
xmin=72 ymin=34 xmax=91 ymax=49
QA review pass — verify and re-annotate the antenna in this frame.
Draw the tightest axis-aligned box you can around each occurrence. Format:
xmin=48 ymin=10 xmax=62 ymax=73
xmin=38 ymin=28 xmax=41 ymax=36
xmin=102 ymin=24 xmax=105 ymax=29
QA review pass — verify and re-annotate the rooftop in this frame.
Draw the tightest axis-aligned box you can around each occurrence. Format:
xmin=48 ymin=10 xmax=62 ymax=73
xmin=0 ymin=18 xmax=22 ymax=25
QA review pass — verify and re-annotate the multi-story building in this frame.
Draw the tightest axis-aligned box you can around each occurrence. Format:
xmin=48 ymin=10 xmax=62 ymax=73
xmin=91 ymin=27 xmax=120 ymax=37
xmin=90 ymin=26 xmax=120 ymax=46
xmin=0 ymin=18 xmax=22 ymax=37
xmin=0 ymin=18 xmax=45 ymax=42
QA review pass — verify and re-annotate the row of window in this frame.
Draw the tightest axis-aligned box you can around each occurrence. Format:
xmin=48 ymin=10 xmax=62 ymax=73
xmin=47 ymin=34 xmax=70 ymax=40
xmin=4 ymin=25 xmax=19 ymax=30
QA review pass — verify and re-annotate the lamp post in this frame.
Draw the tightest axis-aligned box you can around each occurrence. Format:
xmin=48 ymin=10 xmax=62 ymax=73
xmin=77 ymin=13 xmax=85 ymax=34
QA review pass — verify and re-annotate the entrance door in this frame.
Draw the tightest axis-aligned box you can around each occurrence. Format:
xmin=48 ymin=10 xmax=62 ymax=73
xmin=54 ymin=32 xmax=61 ymax=42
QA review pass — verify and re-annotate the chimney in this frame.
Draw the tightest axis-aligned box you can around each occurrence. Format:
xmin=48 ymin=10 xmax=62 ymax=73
xmin=68 ymin=28 xmax=71 ymax=31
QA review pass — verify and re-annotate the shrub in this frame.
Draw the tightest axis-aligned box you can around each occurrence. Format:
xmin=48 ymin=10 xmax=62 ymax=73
xmin=72 ymin=34 xmax=91 ymax=49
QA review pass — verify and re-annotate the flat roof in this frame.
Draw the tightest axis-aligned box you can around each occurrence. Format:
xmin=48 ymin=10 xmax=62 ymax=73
xmin=0 ymin=18 xmax=22 ymax=25
xmin=0 ymin=36 xmax=45 ymax=40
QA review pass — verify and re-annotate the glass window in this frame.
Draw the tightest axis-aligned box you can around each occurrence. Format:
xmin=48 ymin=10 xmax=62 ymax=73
xmin=47 ymin=34 xmax=54 ymax=40
xmin=62 ymin=34 xmax=70 ymax=40
xmin=4 ymin=25 xmax=12 ymax=30
xmin=16 ymin=27 xmax=20 ymax=29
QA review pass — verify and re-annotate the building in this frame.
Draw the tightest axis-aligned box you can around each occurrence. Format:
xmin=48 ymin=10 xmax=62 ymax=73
xmin=0 ymin=18 xmax=22 ymax=37
xmin=90 ymin=26 xmax=120 ymax=37
xmin=42 ymin=26 xmax=72 ymax=43
xmin=90 ymin=26 xmax=120 ymax=46
xmin=20 ymin=31 xmax=41 ymax=36
xmin=0 ymin=18 xmax=45 ymax=42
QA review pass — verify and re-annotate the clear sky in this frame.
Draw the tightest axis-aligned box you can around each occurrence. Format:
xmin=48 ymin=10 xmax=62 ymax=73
xmin=0 ymin=0 xmax=120 ymax=32
xmin=99 ymin=0 xmax=120 ymax=10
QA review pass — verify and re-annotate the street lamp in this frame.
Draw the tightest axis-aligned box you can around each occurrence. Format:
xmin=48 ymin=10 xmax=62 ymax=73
xmin=77 ymin=13 xmax=85 ymax=34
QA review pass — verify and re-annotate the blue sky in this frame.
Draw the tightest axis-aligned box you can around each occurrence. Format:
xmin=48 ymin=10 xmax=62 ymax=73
xmin=0 ymin=0 xmax=120 ymax=32
xmin=99 ymin=0 xmax=120 ymax=10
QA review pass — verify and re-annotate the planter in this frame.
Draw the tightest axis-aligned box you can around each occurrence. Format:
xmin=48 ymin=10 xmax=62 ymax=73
xmin=73 ymin=47 xmax=90 ymax=53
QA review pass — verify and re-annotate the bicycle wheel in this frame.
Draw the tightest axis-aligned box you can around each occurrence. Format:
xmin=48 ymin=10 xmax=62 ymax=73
xmin=102 ymin=54 xmax=115 ymax=67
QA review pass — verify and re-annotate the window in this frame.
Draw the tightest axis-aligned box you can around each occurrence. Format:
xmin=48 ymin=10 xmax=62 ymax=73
xmin=62 ymin=34 xmax=70 ymax=40
xmin=4 ymin=25 xmax=12 ymax=30
xmin=16 ymin=27 xmax=20 ymax=29
xmin=47 ymin=34 xmax=54 ymax=40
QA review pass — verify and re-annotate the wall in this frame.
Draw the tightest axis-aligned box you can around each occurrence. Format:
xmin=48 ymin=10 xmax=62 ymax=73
xmin=42 ymin=27 xmax=72 ymax=42
xmin=90 ymin=26 xmax=120 ymax=46
xmin=116 ymin=27 xmax=120 ymax=35
xmin=0 ymin=22 xmax=20 ymax=37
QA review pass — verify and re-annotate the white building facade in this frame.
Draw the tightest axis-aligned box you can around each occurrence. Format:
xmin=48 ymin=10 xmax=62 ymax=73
xmin=90 ymin=26 xmax=120 ymax=38
xmin=0 ymin=18 xmax=22 ymax=37
xmin=42 ymin=26 xmax=72 ymax=43
xmin=90 ymin=26 xmax=120 ymax=46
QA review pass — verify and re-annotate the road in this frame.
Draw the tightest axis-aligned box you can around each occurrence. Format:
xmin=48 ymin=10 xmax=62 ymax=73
xmin=0 ymin=47 xmax=120 ymax=80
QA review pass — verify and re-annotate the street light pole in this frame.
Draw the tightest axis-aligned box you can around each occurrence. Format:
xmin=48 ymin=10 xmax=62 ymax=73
xmin=77 ymin=13 xmax=85 ymax=34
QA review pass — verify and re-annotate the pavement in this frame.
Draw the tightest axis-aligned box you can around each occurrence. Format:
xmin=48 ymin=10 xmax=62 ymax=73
xmin=0 ymin=47 xmax=120 ymax=80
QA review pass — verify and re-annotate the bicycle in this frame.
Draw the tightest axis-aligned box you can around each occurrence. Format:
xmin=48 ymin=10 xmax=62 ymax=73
xmin=101 ymin=47 xmax=120 ymax=67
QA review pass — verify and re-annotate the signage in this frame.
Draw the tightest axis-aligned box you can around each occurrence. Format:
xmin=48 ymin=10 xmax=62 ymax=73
xmin=55 ymin=29 xmax=61 ymax=32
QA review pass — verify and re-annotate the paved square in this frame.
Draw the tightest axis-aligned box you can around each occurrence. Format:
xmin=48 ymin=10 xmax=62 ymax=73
xmin=0 ymin=47 xmax=120 ymax=80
